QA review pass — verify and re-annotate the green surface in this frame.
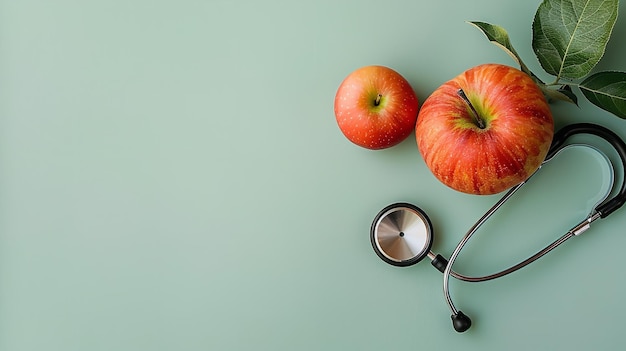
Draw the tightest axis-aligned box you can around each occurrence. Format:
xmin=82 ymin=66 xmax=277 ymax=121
xmin=2 ymin=1 xmax=626 ymax=350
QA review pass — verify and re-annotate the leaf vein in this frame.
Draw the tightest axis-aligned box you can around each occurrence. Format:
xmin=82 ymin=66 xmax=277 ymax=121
xmin=557 ymin=0 xmax=593 ymax=81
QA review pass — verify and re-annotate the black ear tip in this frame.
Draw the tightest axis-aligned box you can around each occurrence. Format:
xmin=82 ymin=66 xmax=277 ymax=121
xmin=451 ymin=311 xmax=472 ymax=332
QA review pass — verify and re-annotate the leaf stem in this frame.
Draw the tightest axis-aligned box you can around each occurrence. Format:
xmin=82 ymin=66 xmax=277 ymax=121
xmin=457 ymin=89 xmax=486 ymax=129
xmin=547 ymin=79 xmax=562 ymax=87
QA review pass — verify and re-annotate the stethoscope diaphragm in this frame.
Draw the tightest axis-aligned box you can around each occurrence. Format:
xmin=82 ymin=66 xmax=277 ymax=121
xmin=370 ymin=203 xmax=433 ymax=267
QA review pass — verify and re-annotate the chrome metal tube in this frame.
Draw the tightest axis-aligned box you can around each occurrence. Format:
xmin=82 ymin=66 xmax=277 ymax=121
xmin=442 ymin=183 xmax=524 ymax=315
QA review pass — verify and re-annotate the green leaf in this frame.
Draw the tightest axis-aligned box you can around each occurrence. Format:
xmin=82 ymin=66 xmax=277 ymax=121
xmin=580 ymin=71 xmax=626 ymax=119
xmin=556 ymin=85 xmax=579 ymax=105
xmin=543 ymin=84 xmax=579 ymax=105
xmin=467 ymin=21 xmax=531 ymax=74
xmin=532 ymin=0 xmax=618 ymax=80
xmin=468 ymin=21 xmax=548 ymax=89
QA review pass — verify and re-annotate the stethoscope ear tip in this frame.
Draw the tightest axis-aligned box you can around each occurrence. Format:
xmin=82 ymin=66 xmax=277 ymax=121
xmin=451 ymin=311 xmax=472 ymax=333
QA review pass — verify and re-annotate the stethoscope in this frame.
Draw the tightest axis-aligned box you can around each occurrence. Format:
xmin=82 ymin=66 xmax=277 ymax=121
xmin=370 ymin=123 xmax=626 ymax=333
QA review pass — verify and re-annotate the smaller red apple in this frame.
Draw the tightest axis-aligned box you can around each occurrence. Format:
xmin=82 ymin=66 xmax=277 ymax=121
xmin=334 ymin=66 xmax=419 ymax=149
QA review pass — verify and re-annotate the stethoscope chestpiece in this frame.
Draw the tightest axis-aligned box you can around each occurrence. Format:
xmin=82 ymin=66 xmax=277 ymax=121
xmin=370 ymin=203 xmax=434 ymax=267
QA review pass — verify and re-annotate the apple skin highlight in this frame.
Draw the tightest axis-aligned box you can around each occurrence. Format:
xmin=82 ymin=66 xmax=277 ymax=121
xmin=416 ymin=63 xmax=554 ymax=195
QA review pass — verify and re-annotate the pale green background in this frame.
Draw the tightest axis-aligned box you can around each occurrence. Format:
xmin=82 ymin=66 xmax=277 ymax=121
xmin=2 ymin=0 xmax=626 ymax=350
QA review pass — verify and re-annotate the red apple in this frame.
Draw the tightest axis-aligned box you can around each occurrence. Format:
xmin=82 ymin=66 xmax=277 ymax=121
xmin=415 ymin=63 xmax=554 ymax=195
xmin=334 ymin=65 xmax=419 ymax=149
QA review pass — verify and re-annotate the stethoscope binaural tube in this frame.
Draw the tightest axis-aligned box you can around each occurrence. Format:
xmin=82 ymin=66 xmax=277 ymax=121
xmin=443 ymin=123 xmax=626 ymax=332
xmin=546 ymin=123 xmax=626 ymax=217
xmin=370 ymin=122 xmax=626 ymax=333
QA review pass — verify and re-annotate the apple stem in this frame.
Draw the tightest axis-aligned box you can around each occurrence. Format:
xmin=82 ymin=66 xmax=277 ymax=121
xmin=374 ymin=94 xmax=382 ymax=106
xmin=457 ymin=89 xmax=486 ymax=129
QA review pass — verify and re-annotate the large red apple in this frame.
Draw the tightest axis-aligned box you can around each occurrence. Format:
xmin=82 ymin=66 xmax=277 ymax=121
xmin=415 ymin=63 xmax=554 ymax=195
xmin=334 ymin=65 xmax=419 ymax=149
